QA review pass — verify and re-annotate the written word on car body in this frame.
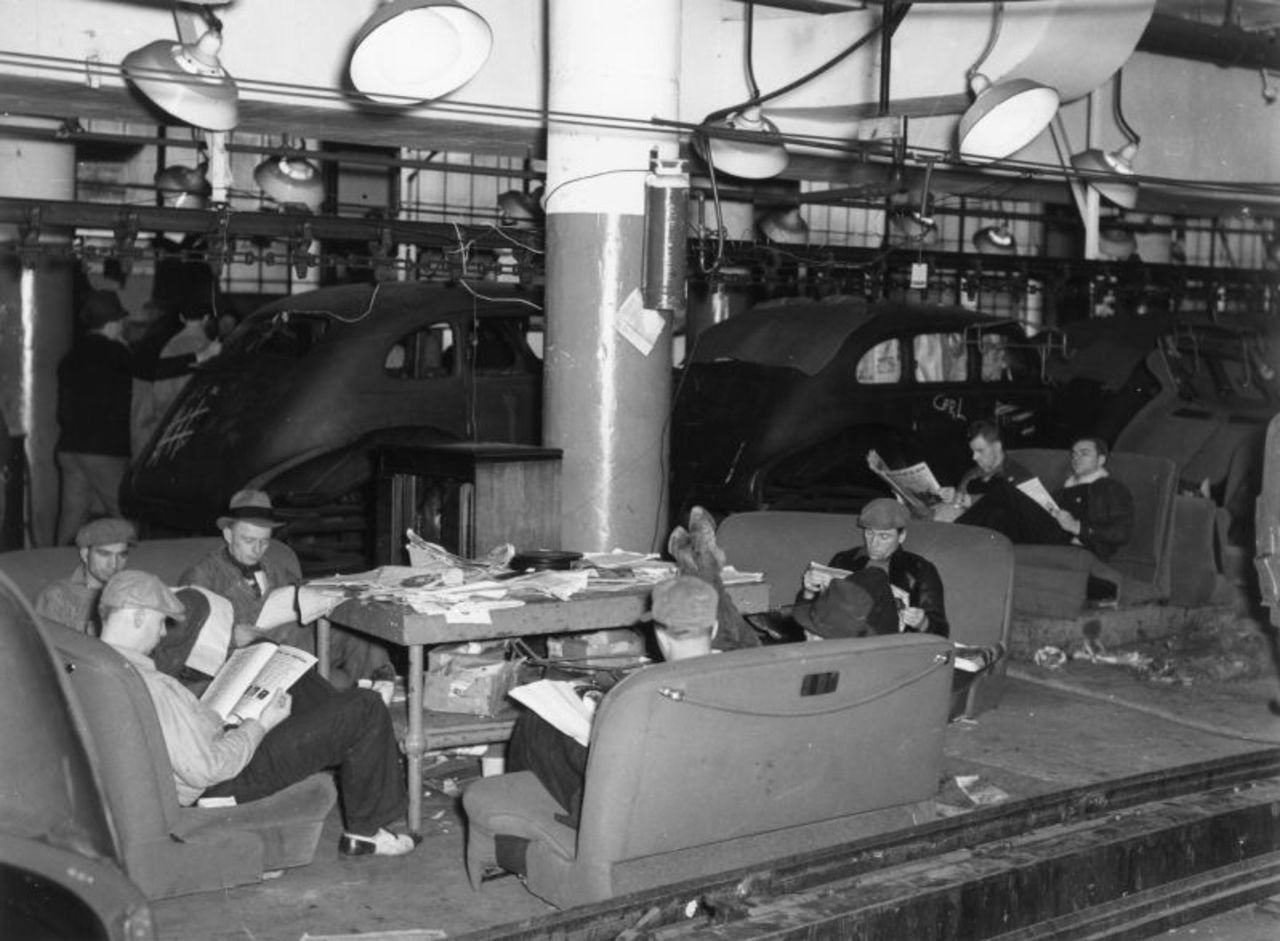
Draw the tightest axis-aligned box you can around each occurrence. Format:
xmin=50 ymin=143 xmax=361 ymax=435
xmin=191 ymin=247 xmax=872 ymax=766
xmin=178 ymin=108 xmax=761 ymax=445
xmin=121 ymin=281 xmax=543 ymax=552
xmin=670 ymin=297 xmax=1061 ymax=517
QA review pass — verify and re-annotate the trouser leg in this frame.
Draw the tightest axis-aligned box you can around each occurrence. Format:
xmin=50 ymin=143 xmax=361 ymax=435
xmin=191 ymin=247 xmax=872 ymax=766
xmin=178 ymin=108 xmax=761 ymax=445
xmin=81 ymin=454 xmax=129 ymax=518
xmin=56 ymin=452 xmax=92 ymax=545
xmin=205 ymin=678 xmax=406 ymax=835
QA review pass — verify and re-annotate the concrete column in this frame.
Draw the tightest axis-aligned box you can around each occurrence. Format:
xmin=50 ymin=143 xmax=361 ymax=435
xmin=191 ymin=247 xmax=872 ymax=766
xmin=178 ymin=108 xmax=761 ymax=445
xmin=0 ymin=119 xmax=76 ymax=547
xmin=543 ymin=0 xmax=683 ymax=553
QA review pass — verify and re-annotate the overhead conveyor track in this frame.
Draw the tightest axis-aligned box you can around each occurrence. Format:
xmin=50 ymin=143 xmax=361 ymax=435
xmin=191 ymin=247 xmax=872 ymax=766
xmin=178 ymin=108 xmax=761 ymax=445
xmin=456 ymin=748 xmax=1280 ymax=941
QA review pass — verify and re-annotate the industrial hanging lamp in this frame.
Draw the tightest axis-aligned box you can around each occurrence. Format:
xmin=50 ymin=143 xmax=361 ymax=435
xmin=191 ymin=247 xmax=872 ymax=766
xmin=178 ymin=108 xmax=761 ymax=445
xmin=1070 ymin=69 xmax=1142 ymax=210
xmin=155 ymin=163 xmax=211 ymax=209
xmin=254 ymin=142 xmax=325 ymax=212
xmin=957 ymin=2 xmax=1058 ymax=163
xmin=693 ymin=1 xmax=788 ymax=180
xmin=758 ymin=207 xmax=809 ymax=245
xmin=972 ymin=223 xmax=1017 ymax=255
xmin=122 ymin=7 xmax=238 ymax=131
xmin=497 ymin=188 xmax=545 ymax=228
xmin=349 ymin=0 xmax=493 ymax=104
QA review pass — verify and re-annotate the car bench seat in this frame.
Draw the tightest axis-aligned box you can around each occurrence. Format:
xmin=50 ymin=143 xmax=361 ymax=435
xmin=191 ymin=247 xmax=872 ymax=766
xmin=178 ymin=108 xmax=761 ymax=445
xmin=463 ymin=633 xmax=952 ymax=909
xmin=716 ymin=511 xmax=1014 ymax=718
xmin=49 ymin=625 xmax=336 ymax=899
xmin=1005 ymin=449 xmax=1177 ymax=617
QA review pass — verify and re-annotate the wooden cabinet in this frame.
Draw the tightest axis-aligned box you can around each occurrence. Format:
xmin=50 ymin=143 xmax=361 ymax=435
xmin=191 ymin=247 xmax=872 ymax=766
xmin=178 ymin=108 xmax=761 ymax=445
xmin=374 ymin=442 xmax=563 ymax=564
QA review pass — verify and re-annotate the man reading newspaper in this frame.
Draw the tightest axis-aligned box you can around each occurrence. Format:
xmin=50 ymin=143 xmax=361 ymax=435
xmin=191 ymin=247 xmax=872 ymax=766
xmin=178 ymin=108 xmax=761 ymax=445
xmin=100 ymin=570 xmax=419 ymax=858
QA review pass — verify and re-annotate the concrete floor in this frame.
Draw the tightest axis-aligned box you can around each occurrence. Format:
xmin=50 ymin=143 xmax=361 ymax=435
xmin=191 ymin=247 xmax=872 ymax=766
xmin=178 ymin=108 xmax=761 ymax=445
xmin=150 ymin=616 xmax=1280 ymax=941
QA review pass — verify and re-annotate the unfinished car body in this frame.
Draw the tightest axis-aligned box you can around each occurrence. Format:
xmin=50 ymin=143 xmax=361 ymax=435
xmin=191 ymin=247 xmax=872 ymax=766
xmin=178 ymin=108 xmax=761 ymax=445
xmin=120 ymin=282 xmax=542 ymax=564
xmin=670 ymin=297 xmax=1064 ymax=517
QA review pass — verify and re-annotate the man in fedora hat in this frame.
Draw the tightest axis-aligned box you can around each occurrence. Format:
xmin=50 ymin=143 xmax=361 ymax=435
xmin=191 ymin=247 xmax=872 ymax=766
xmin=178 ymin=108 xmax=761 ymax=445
xmin=100 ymin=570 xmax=416 ymax=857
xmin=792 ymin=568 xmax=899 ymax=641
xmin=34 ymin=516 xmax=137 ymax=635
xmin=800 ymin=497 xmax=950 ymax=637
xmin=180 ymin=489 xmax=393 ymax=688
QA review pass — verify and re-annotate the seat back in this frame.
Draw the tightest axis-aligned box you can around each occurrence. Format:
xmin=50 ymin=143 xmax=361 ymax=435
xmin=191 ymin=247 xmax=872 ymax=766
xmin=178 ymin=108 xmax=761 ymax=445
xmin=717 ymin=511 xmax=1013 ymax=650
xmin=571 ymin=634 xmax=952 ymax=898
xmin=51 ymin=627 xmax=184 ymax=845
xmin=1007 ymin=448 xmax=1176 ymax=595
xmin=0 ymin=538 xmax=223 ymax=604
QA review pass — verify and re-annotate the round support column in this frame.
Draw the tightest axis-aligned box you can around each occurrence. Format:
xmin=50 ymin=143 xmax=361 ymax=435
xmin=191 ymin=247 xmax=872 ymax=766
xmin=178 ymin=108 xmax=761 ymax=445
xmin=543 ymin=0 xmax=683 ymax=553
xmin=0 ymin=119 xmax=76 ymax=547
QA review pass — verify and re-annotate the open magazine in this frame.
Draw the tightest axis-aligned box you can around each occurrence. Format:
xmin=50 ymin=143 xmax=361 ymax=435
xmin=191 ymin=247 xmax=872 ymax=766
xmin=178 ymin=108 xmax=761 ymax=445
xmin=508 ymin=678 xmax=604 ymax=747
xmin=199 ymin=643 xmax=317 ymax=725
xmin=866 ymin=450 xmax=945 ymax=518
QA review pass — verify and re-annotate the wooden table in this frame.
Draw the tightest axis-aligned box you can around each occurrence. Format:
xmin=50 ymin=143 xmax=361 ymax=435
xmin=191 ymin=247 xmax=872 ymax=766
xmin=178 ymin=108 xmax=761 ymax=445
xmin=319 ymin=581 xmax=770 ymax=832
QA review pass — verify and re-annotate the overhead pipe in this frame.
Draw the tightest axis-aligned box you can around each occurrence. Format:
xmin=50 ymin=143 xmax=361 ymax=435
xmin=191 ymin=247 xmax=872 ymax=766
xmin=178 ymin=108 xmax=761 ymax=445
xmin=1137 ymin=13 xmax=1280 ymax=72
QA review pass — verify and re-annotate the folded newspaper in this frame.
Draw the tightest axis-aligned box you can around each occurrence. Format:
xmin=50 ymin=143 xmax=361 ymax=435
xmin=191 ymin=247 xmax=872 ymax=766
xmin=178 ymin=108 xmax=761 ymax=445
xmin=866 ymin=450 xmax=944 ymax=517
xmin=1015 ymin=477 xmax=1061 ymax=515
xmin=199 ymin=642 xmax=317 ymax=725
xmin=508 ymin=678 xmax=603 ymax=747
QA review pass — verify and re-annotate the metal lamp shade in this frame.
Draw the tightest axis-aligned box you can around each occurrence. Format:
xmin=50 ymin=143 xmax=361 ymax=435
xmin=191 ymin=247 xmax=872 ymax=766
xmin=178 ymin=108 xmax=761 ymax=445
xmin=349 ymin=0 xmax=493 ymax=103
xmin=759 ymin=208 xmax=809 ymax=245
xmin=154 ymin=165 xmax=211 ymax=209
xmin=1070 ymin=143 xmax=1140 ymax=210
xmin=972 ymin=224 xmax=1017 ymax=255
xmin=122 ymin=32 xmax=238 ymax=131
xmin=1099 ymin=227 xmax=1137 ymax=260
xmin=958 ymin=77 xmax=1058 ymax=163
xmin=693 ymin=107 xmax=789 ymax=180
xmin=497 ymin=190 xmax=543 ymax=228
xmin=254 ymin=157 xmax=325 ymax=211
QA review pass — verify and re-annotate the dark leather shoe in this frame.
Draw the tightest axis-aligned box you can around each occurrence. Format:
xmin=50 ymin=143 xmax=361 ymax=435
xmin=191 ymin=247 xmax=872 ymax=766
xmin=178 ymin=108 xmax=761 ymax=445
xmin=339 ymin=828 xmax=420 ymax=857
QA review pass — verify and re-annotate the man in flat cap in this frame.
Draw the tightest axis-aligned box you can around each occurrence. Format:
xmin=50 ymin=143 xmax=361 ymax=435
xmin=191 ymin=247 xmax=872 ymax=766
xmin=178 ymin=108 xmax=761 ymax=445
xmin=34 ymin=516 xmax=136 ymax=634
xmin=100 ymin=570 xmax=417 ymax=857
xmin=800 ymin=497 xmax=950 ymax=637
xmin=504 ymin=576 xmax=721 ymax=829
xmin=180 ymin=489 xmax=393 ymax=688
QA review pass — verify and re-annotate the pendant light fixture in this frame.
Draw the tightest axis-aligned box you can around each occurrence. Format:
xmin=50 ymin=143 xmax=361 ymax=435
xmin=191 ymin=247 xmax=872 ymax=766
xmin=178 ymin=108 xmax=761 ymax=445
xmin=349 ymin=0 xmax=493 ymax=104
xmin=254 ymin=142 xmax=325 ymax=212
xmin=693 ymin=1 xmax=788 ymax=180
xmin=758 ymin=207 xmax=809 ymax=245
xmin=957 ymin=2 xmax=1058 ymax=163
xmin=972 ymin=223 xmax=1017 ymax=255
xmin=155 ymin=164 xmax=211 ymax=210
xmin=1070 ymin=69 xmax=1142 ymax=210
xmin=122 ymin=7 xmax=238 ymax=131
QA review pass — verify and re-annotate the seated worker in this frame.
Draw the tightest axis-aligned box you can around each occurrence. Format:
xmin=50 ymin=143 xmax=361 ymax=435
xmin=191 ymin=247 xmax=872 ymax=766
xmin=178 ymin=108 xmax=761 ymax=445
xmin=946 ymin=436 xmax=1134 ymax=563
xmin=180 ymin=490 xmax=393 ymax=689
xmin=667 ymin=505 xmax=759 ymax=649
xmin=801 ymin=498 xmax=949 ymax=638
xmin=504 ymin=576 xmax=720 ymax=828
xmin=99 ymin=570 xmax=417 ymax=857
xmin=1045 ymin=437 xmax=1135 ymax=562
xmin=937 ymin=419 xmax=1034 ymax=517
xmin=34 ymin=517 xmax=136 ymax=634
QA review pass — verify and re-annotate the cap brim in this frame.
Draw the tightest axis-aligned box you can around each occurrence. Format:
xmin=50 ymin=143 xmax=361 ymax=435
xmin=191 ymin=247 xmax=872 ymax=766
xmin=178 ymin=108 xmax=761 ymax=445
xmin=217 ymin=515 xmax=285 ymax=530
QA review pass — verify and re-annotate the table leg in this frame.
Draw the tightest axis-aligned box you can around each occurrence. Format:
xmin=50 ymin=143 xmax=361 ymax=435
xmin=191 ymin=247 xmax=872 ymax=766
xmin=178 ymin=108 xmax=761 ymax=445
xmin=316 ymin=617 xmax=332 ymax=680
xmin=406 ymin=643 xmax=424 ymax=834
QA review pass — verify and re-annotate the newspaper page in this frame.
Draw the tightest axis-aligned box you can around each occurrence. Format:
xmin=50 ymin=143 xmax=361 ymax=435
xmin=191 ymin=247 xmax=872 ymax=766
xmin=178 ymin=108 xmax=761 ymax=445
xmin=866 ymin=450 xmax=944 ymax=516
xmin=508 ymin=678 xmax=600 ymax=747
xmin=200 ymin=643 xmax=317 ymax=725
xmin=1016 ymin=477 xmax=1061 ymax=516
xmin=255 ymin=584 xmax=345 ymax=629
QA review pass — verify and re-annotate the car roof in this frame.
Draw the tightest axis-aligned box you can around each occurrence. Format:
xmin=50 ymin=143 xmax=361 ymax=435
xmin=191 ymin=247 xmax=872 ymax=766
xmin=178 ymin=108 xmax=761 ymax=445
xmin=245 ymin=281 xmax=537 ymax=327
xmin=689 ymin=297 xmax=1021 ymax=376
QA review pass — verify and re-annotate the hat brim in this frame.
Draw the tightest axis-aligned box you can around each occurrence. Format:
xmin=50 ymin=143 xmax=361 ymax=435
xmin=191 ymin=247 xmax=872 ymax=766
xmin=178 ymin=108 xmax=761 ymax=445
xmin=217 ymin=514 xmax=285 ymax=530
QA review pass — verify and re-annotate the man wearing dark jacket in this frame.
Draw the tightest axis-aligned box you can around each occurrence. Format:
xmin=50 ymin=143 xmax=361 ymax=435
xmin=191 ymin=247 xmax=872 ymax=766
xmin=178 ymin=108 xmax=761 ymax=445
xmin=800 ymin=497 xmax=950 ymax=638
